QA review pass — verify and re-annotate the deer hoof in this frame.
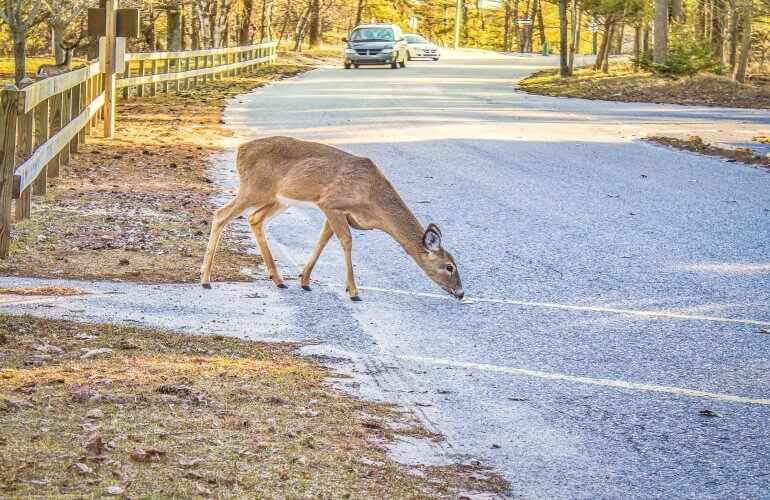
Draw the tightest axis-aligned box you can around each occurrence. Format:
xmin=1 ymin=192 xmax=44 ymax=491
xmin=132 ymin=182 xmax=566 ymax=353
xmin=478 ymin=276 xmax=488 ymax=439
xmin=201 ymin=283 xmax=212 ymax=289
xmin=301 ymin=285 xmax=312 ymax=291
xmin=277 ymin=283 xmax=288 ymax=289
xmin=350 ymin=295 xmax=362 ymax=302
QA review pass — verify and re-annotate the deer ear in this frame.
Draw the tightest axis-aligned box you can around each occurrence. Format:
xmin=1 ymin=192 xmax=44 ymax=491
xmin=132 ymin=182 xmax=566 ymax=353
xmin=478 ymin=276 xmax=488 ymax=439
xmin=422 ymin=224 xmax=442 ymax=252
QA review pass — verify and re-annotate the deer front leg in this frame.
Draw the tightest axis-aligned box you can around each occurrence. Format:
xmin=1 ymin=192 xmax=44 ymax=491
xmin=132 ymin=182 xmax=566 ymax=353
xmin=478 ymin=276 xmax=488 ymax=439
xmin=324 ymin=211 xmax=360 ymax=301
xmin=201 ymin=196 xmax=252 ymax=288
xmin=300 ymin=219 xmax=334 ymax=291
xmin=248 ymin=204 xmax=288 ymax=288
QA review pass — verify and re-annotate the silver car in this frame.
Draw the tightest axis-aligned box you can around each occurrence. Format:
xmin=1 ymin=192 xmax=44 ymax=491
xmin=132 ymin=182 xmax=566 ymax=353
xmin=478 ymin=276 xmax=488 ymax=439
xmin=343 ymin=24 xmax=408 ymax=69
xmin=405 ymin=34 xmax=441 ymax=61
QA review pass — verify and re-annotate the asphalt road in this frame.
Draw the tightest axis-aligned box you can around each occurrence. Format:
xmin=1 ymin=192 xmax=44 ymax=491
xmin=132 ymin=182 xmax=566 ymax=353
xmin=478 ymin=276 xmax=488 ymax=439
xmin=224 ymin=50 xmax=770 ymax=497
xmin=3 ymin=50 xmax=768 ymax=497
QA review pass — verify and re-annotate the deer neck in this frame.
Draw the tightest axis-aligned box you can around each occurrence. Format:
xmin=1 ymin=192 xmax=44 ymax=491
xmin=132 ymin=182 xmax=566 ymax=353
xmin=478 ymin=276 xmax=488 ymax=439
xmin=376 ymin=195 xmax=426 ymax=262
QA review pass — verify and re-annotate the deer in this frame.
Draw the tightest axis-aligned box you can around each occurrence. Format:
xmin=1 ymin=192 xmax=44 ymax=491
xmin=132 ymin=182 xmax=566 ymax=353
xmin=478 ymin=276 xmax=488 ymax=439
xmin=36 ymin=32 xmax=84 ymax=79
xmin=200 ymin=136 xmax=464 ymax=301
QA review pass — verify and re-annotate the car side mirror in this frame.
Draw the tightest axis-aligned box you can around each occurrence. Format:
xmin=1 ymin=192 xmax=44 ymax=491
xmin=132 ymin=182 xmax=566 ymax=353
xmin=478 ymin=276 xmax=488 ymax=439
xmin=342 ymin=38 xmax=348 ymax=43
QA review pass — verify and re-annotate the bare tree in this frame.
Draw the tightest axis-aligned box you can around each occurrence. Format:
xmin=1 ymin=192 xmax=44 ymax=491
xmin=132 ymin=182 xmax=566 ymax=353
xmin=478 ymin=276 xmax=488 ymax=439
xmin=652 ymin=0 xmax=668 ymax=63
xmin=558 ymin=0 xmax=569 ymax=76
xmin=0 ymin=0 xmax=43 ymax=84
xmin=307 ymin=0 xmax=319 ymax=47
xmin=42 ymin=0 xmax=88 ymax=64
xmin=732 ymin=0 xmax=752 ymax=83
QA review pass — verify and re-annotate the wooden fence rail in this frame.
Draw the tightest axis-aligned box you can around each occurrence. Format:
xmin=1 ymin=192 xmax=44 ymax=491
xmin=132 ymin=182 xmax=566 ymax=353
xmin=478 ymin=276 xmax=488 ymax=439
xmin=0 ymin=41 xmax=277 ymax=258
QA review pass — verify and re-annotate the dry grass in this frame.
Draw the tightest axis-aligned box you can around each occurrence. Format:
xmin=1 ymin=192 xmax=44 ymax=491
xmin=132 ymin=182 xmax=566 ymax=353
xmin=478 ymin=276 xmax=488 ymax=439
xmin=0 ymin=314 xmax=507 ymax=497
xmin=0 ymin=62 xmax=312 ymax=284
xmin=646 ymin=135 xmax=770 ymax=168
xmin=518 ymin=63 xmax=770 ymax=109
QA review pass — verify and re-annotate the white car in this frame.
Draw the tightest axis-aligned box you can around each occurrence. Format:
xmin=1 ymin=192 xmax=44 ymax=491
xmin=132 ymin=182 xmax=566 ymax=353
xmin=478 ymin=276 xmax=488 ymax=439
xmin=405 ymin=34 xmax=441 ymax=61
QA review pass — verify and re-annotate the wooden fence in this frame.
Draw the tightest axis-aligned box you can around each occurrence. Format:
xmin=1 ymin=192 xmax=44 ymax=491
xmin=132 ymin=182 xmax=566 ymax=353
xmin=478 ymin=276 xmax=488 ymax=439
xmin=0 ymin=41 xmax=277 ymax=258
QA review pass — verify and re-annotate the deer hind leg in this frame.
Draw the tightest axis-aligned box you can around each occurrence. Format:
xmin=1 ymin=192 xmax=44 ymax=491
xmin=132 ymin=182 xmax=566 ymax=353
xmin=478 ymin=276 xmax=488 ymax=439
xmin=299 ymin=219 xmax=334 ymax=291
xmin=200 ymin=195 xmax=254 ymax=288
xmin=323 ymin=211 xmax=360 ymax=301
xmin=248 ymin=203 xmax=288 ymax=288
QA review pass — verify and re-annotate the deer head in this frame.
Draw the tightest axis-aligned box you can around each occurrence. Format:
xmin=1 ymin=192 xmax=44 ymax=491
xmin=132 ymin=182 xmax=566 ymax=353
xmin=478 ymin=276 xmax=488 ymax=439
xmin=415 ymin=224 xmax=464 ymax=299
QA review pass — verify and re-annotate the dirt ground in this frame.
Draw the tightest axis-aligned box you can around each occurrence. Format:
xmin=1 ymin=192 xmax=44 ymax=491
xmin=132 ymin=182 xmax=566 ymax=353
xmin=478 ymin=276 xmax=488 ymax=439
xmin=646 ymin=135 xmax=770 ymax=168
xmin=518 ymin=63 xmax=770 ymax=109
xmin=0 ymin=62 xmax=313 ymax=284
xmin=0 ymin=313 xmax=507 ymax=497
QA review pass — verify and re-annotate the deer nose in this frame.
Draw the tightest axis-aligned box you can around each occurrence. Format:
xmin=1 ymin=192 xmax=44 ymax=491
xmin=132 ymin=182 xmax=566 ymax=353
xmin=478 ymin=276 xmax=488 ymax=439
xmin=453 ymin=288 xmax=464 ymax=299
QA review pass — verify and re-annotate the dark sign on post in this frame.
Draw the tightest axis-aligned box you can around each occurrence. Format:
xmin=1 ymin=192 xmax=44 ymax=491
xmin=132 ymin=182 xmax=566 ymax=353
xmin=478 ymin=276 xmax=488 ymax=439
xmin=87 ymin=8 xmax=140 ymax=38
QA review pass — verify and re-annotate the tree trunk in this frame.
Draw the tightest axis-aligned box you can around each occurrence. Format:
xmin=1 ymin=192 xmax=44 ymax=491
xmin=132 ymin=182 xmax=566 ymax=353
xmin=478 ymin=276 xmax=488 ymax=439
xmin=568 ymin=0 xmax=577 ymax=70
xmin=513 ymin=0 xmax=521 ymax=52
xmin=574 ymin=10 xmax=582 ymax=56
xmin=633 ymin=24 xmax=642 ymax=70
xmin=615 ymin=22 xmax=624 ymax=54
xmin=504 ymin=2 xmax=511 ymax=51
xmin=52 ymin=24 xmax=65 ymax=63
xmin=308 ymin=0 xmax=320 ymax=48
xmin=727 ymin=0 xmax=738 ymax=69
xmin=13 ymin=30 xmax=27 ymax=84
xmin=711 ymin=0 xmax=725 ymax=59
xmin=355 ymin=0 xmax=365 ymax=26
xmin=695 ymin=0 xmax=706 ymax=36
xmin=643 ymin=23 xmax=650 ymax=52
xmin=602 ymin=22 xmax=614 ymax=73
xmin=293 ymin=0 xmax=312 ymax=51
xmin=670 ymin=0 xmax=683 ymax=22
xmin=595 ymin=19 xmax=610 ymax=70
xmin=732 ymin=0 xmax=752 ymax=83
xmin=167 ymin=10 xmax=183 ymax=51
xmin=536 ymin=2 xmax=546 ymax=48
xmin=239 ymin=0 xmax=253 ymax=44
xmin=558 ymin=0 xmax=569 ymax=76
xmin=653 ymin=0 xmax=669 ymax=64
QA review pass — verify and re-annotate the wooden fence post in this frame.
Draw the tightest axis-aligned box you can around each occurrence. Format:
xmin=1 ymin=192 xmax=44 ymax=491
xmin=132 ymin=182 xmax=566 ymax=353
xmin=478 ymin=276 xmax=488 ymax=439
xmin=33 ymin=99 xmax=48 ymax=195
xmin=0 ymin=85 xmax=19 ymax=258
xmin=122 ymin=61 xmax=131 ymax=99
xmin=137 ymin=60 xmax=145 ymax=97
xmin=150 ymin=60 xmax=157 ymax=96
xmin=163 ymin=59 xmax=170 ymax=93
xmin=59 ymin=88 xmax=72 ymax=169
xmin=48 ymin=92 xmax=62 ymax=178
xmin=14 ymin=80 xmax=33 ymax=222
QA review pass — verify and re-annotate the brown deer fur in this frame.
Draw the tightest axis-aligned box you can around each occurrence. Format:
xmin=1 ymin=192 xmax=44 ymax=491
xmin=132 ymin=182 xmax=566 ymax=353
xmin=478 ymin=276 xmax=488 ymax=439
xmin=201 ymin=136 xmax=463 ymax=300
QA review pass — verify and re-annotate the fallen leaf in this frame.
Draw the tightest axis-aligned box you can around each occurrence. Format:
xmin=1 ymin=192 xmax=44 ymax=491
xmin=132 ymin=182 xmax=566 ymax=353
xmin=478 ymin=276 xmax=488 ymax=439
xmin=32 ymin=343 xmax=64 ymax=354
xmin=70 ymin=462 xmax=94 ymax=475
xmin=179 ymin=458 xmax=203 ymax=467
xmin=130 ymin=446 xmax=167 ymax=463
xmin=86 ymin=408 xmax=105 ymax=419
xmin=85 ymin=434 xmax=107 ymax=460
xmin=699 ymin=409 xmax=722 ymax=418
xmin=104 ymin=485 xmax=124 ymax=495
xmin=80 ymin=348 xmax=113 ymax=359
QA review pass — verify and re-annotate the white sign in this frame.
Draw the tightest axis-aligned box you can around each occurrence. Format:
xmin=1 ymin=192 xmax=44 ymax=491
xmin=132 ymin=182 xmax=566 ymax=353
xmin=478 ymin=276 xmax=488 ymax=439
xmin=99 ymin=36 xmax=126 ymax=72
xmin=516 ymin=18 xmax=533 ymax=25
xmin=409 ymin=17 xmax=417 ymax=31
xmin=588 ymin=22 xmax=599 ymax=33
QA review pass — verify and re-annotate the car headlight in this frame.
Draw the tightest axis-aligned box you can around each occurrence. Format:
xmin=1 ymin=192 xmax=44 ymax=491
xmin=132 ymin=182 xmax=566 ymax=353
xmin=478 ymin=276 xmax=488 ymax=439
xmin=381 ymin=47 xmax=393 ymax=54
xmin=344 ymin=48 xmax=355 ymax=54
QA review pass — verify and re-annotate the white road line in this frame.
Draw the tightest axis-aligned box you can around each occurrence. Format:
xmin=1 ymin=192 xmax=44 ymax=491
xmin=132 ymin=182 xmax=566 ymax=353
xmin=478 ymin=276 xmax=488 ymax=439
xmin=399 ymin=354 xmax=770 ymax=406
xmin=341 ymin=285 xmax=770 ymax=327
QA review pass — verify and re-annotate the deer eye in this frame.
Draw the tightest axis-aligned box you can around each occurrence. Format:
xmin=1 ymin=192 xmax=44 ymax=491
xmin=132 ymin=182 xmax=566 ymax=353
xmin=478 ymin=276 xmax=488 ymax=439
xmin=445 ymin=264 xmax=454 ymax=273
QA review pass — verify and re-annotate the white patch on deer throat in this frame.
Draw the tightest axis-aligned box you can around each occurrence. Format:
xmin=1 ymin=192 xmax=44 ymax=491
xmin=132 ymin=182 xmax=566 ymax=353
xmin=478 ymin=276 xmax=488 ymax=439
xmin=276 ymin=195 xmax=320 ymax=211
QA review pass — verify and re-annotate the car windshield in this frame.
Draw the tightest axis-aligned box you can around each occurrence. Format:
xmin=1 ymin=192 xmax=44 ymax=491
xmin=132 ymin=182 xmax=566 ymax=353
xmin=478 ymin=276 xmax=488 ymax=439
xmin=350 ymin=27 xmax=394 ymax=41
xmin=405 ymin=35 xmax=430 ymax=44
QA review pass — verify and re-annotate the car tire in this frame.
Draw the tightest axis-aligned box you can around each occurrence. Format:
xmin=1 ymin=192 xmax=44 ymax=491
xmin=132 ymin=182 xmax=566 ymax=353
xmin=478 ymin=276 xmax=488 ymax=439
xmin=433 ymin=57 xmax=439 ymax=61
xmin=344 ymin=63 xmax=352 ymax=69
xmin=353 ymin=64 xmax=359 ymax=69
xmin=391 ymin=59 xmax=399 ymax=69
xmin=399 ymin=54 xmax=406 ymax=68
